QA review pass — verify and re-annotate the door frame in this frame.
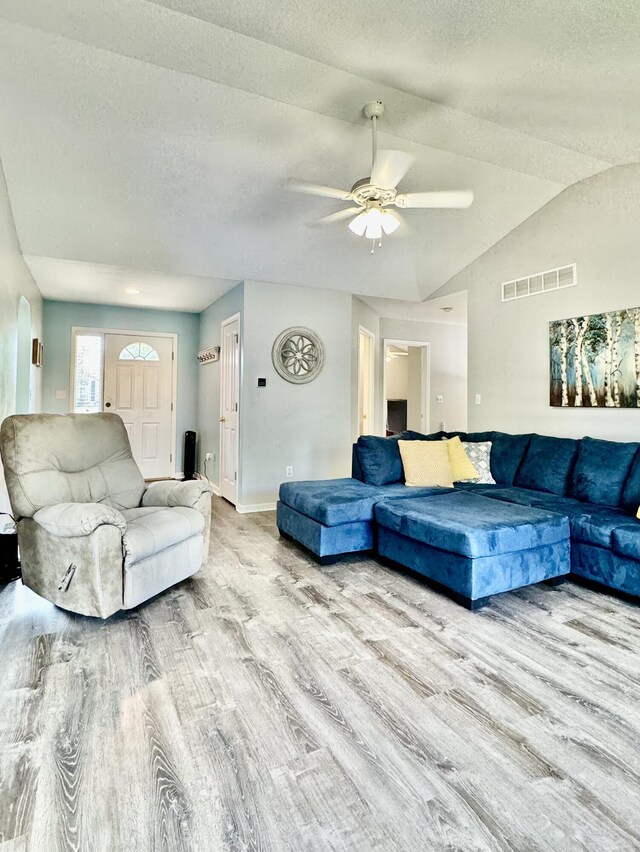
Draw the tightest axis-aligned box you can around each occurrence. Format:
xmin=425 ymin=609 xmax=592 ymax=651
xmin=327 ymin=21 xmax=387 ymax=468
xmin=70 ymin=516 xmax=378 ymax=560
xmin=357 ymin=325 xmax=376 ymax=436
xmin=219 ymin=312 xmax=241 ymax=505
xmin=70 ymin=326 xmax=178 ymax=477
xmin=382 ymin=338 xmax=431 ymax=435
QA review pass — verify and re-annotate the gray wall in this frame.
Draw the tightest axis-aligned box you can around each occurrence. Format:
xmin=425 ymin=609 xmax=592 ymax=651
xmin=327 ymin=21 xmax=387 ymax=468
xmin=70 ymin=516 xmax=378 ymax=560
xmin=0 ymin=159 xmax=43 ymax=512
xmin=430 ymin=163 xmax=640 ymax=441
xmin=380 ymin=318 xmax=468 ymax=434
xmin=239 ymin=280 xmax=352 ymax=509
xmin=197 ymin=283 xmax=244 ymax=480
xmin=42 ymin=300 xmax=200 ymax=471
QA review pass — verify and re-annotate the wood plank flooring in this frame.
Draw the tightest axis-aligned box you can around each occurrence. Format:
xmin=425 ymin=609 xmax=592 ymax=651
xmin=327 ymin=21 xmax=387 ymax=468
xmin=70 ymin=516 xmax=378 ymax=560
xmin=2 ymin=496 xmax=640 ymax=851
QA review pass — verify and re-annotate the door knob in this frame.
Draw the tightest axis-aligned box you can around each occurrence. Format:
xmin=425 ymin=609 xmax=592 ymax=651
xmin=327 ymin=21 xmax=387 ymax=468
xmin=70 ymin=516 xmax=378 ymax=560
xmin=105 ymin=402 xmax=112 ymax=408
xmin=219 ymin=416 xmax=225 ymax=422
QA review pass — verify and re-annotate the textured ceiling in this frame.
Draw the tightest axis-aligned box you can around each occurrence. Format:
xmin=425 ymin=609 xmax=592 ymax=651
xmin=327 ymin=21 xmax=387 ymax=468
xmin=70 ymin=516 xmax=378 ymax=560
xmin=0 ymin=0 xmax=633 ymax=311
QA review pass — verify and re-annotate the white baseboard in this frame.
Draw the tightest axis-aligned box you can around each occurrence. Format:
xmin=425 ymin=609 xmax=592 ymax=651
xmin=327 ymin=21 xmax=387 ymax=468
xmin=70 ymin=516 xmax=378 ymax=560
xmin=236 ymin=501 xmax=277 ymax=514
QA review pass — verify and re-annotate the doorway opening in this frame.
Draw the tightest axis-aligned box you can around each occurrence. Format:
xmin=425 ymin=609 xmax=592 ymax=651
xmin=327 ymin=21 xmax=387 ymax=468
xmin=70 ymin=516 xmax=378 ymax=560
xmin=383 ymin=339 xmax=430 ymax=435
xmin=357 ymin=326 xmax=375 ymax=437
xmin=16 ymin=297 xmax=31 ymax=414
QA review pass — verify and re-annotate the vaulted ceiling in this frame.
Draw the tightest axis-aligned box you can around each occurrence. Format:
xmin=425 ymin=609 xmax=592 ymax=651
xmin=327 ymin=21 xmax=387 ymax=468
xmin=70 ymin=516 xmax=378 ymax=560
xmin=0 ymin=0 xmax=636 ymax=311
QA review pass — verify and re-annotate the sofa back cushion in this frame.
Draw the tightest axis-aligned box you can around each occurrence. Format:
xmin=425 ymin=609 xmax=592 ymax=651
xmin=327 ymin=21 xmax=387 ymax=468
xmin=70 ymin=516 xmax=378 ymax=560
xmin=621 ymin=449 xmax=640 ymax=513
xmin=570 ymin=436 xmax=640 ymax=508
xmin=356 ymin=433 xmax=411 ymax=486
xmin=490 ymin=433 xmax=532 ymax=484
xmin=515 ymin=434 xmax=579 ymax=495
xmin=0 ymin=413 xmax=146 ymax=518
xmin=405 ymin=430 xmax=448 ymax=441
xmin=464 ymin=431 xmax=496 ymax=443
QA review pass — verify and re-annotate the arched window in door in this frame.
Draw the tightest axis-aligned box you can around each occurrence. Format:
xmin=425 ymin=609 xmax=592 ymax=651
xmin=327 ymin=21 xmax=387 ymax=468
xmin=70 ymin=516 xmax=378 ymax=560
xmin=118 ymin=342 xmax=160 ymax=361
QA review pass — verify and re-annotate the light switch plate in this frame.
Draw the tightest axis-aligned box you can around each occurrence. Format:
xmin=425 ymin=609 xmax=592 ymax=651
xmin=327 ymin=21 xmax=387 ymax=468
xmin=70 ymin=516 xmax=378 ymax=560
xmin=436 ymin=394 xmax=444 ymax=403
xmin=475 ymin=394 xmax=482 ymax=405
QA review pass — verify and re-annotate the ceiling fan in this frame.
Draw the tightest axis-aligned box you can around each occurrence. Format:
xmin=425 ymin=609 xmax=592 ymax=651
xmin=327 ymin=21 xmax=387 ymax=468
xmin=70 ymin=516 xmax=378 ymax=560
xmin=289 ymin=101 xmax=473 ymax=252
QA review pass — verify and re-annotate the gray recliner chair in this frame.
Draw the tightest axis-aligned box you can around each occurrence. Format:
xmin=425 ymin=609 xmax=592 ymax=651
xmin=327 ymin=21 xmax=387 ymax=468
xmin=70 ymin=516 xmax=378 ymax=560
xmin=0 ymin=412 xmax=213 ymax=618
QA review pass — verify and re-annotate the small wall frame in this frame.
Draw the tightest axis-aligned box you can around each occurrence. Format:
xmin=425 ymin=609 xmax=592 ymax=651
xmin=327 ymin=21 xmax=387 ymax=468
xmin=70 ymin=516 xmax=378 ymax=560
xmin=31 ymin=338 xmax=43 ymax=367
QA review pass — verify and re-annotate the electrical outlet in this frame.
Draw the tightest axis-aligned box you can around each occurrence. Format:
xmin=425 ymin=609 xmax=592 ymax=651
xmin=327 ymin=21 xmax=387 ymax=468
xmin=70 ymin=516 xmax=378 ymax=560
xmin=286 ymin=466 xmax=293 ymax=477
xmin=436 ymin=394 xmax=444 ymax=403
xmin=205 ymin=452 xmax=214 ymax=462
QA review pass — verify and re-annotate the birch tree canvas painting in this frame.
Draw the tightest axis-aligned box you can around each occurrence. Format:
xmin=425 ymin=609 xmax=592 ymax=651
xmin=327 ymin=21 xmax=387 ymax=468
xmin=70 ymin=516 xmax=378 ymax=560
xmin=550 ymin=307 xmax=640 ymax=407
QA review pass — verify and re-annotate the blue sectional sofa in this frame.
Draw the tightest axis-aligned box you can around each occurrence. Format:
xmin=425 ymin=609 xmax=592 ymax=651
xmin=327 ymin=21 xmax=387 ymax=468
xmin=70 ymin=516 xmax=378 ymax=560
xmin=276 ymin=429 xmax=640 ymax=608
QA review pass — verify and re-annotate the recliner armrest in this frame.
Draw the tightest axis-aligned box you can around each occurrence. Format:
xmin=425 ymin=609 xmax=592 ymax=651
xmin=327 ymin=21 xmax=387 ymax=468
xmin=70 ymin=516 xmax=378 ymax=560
xmin=33 ymin=503 xmax=127 ymax=538
xmin=141 ymin=480 xmax=214 ymax=509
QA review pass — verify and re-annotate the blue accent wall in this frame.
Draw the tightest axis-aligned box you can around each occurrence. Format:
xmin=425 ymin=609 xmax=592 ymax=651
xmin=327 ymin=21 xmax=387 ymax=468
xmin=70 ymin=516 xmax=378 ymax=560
xmin=42 ymin=300 xmax=199 ymax=471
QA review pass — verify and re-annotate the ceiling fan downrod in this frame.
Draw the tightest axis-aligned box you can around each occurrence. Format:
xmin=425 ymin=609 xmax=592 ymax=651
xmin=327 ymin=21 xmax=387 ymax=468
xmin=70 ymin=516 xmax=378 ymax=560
xmin=363 ymin=100 xmax=385 ymax=174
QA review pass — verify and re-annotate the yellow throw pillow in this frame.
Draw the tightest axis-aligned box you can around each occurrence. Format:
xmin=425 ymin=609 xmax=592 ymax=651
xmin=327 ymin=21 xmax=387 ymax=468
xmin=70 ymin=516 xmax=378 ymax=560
xmin=398 ymin=440 xmax=454 ymax=488
xmin=446 ymin=436 xmax=479 ymax=482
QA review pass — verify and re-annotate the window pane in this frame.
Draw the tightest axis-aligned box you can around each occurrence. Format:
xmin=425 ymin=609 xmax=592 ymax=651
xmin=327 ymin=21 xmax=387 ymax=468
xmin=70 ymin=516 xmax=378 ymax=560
xmin=74 ymin=334 xmax=103 ymax=413
xmin=119 ymin=342 xmax=159 ymax=361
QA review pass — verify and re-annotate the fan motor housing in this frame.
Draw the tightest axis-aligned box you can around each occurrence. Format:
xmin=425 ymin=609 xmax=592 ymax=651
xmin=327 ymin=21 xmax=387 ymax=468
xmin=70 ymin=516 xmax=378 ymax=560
xmin=350 ymin=177 xmax=396 ymax=207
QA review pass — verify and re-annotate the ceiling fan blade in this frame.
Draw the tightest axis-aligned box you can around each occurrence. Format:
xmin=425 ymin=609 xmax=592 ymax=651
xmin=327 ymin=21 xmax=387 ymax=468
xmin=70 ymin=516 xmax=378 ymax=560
xmin=371 ymin=149 xmax=415 ymax=190
xmin=287 ymin=180 xmax=353 ymax=201
xmin=395 ymin=190 xmax=474 ymax=209
xmin=310 ymin=207 xmax=361 ymax=226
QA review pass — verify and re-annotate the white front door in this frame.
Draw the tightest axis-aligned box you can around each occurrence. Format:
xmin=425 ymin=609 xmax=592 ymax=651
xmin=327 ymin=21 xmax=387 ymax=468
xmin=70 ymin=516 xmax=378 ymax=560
xmin=220 ymin=315 xmax=240 ymax=505
xmin=103 ymin=333 xmax=175 ymax=479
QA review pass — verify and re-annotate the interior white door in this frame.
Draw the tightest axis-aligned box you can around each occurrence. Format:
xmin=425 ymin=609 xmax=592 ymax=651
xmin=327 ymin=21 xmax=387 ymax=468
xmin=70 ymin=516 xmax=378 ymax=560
xmin=358 ymin=327 xmax=375 ymax=436
xmin=220 ymin=316 xmax=240 ymax=505
xmin=103 ymin=333 xmax=175 ymax=479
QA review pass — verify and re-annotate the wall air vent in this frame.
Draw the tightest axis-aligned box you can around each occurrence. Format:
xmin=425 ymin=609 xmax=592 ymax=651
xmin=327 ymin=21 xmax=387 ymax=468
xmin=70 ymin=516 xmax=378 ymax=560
xmin=501 ymin=263 xmax=576 ymax=302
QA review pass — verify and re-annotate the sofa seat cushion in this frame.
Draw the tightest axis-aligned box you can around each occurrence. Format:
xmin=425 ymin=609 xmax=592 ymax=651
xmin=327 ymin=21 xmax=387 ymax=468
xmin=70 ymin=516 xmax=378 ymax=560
xmin=375 ymin=492 xmax=568 ymax=559
xmin=570 ymin=508 xmax=627 ymax=548
xmin=515 ymin=435 xmax=579 ymax=495
xmin=479 ymin=487 xmax=627 ymax=549
xmin=453 ymin=482 xmax=506 ymax=493
xmin=570 ymin=436 xmax=639 ymax=508
xmin=279 ymin=478 xmax=452 ymax=526
xmin=121 ymin=506 xmax=204 ymax=566
xmin=611 ymin=524 xmax=640 ymax=561
xmin=280 ymin=478 xmax=378 ymax=525
xmin=479 ymin=486 xmax=581 ymax=513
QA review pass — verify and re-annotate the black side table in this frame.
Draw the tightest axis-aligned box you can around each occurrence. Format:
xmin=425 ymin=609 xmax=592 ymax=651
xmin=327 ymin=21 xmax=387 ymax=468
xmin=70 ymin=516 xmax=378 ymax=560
xmin=0 ymin=530 xmax=20 ymax=584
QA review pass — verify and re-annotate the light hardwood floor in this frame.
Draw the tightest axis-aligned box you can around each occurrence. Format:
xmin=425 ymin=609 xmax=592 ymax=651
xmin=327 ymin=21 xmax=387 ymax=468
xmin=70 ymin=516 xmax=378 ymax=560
xmin=2 ymin=497 xmax=640 ymax=851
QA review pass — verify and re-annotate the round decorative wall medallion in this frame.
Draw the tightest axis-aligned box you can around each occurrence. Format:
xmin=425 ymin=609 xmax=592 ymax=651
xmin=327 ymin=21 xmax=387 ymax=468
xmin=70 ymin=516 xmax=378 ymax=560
xmin=271 ymin=327 xmax=325 ymax=384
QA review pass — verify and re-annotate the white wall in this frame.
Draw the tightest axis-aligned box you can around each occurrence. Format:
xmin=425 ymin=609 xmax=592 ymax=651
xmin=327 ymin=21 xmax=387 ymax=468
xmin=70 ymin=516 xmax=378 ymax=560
xmin=197 ymin=283 xmax=244 ymax=482
xmin=0 ymin=159 xmax=43 ymax=512
xmin=240 ymin=280 xmax=352 ymax=509
xmin=406 ymin=347 xmax=423 ymax=431
xmin=430 ymin=163 xmax=640 ymax=441
xmin=380 ymin=318 xmax=468 ymax=434
xmin=385 ymin=352 xmax=408 ymax=399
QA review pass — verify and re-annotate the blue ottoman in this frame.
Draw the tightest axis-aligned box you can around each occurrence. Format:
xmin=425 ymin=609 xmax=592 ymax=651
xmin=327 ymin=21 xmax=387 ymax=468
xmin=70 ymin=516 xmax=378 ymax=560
xmin=277 ymin=478 xmax=453 ymax=564
xmin=375 ymin=491 xmax=570 ymax=609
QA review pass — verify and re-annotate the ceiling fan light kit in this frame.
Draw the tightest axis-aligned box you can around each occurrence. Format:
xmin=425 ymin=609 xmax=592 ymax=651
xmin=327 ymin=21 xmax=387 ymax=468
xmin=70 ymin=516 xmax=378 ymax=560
xmin=289 ymin=100 xmax=474 ymax=252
